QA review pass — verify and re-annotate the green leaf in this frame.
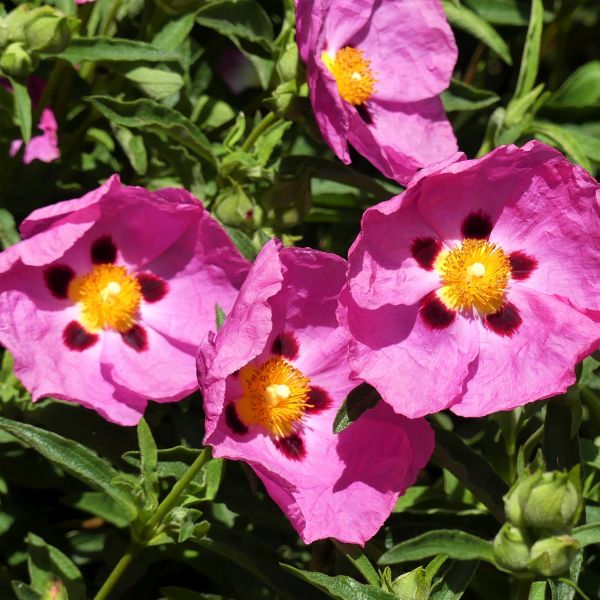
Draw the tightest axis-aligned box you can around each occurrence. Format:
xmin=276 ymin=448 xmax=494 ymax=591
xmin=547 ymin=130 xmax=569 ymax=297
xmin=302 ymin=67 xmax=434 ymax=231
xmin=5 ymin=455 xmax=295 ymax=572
xmin=196 ymin=0 xmax=274 ymax=48
xmin=549 ymin=550 xmax=584 ymax=600
xmin=333 ymin=383 xmax=380 ymax=434
xmin=10 ymin=77 xmax=32 ymax=144
xmin=334 ymin=542 xmax=380 ymax=588
xmin=224 ymin=226 xmax=258 ymax=260
xmin=253 ymin=119 xmax=291 ymax=166
xmin=529 ymin=120 xmax=594 ymax=173
xmin=0 ymin=416 xmax=137 ymax=521
xmin=87 ymin=96 xmax=215 ymax=164
xmin=27 ymin=533 xmax=85 ymax=600
xmin=543 ymin=390 xmax=583 ymax=471
xmin=558 ymin=122 xmax=600 ymax=163
xmin=112 ymin=125 xmax=148 ymax=175
xmin=441 ymin=1 xmax=512 ymax=65
xmin=153 ymin=13 xmax=198 ymax=52
xmin=432 ymin=428 xmax=508 ymax=522
xmin=281 ymin=565 xmax=397 ymax=600
xmin=64 ymin=491 xmax=131 ymax=527
xmin=46 ymin=37 xmax=179 ymax=63
xmin=462 ymin=0 xmax=543 ymax=25
xmin=0 ymin=208 xmax=20 ymax=249
xmin=442 ymin=79 xmax=500 ymax=112
xmin=11 ymin=582 xmax=41 ymax=600
xmin=514 ymin=0 xmax=544 ymax=99
xmin=137 ymin=419 xmax=159 ymax=513
xmin=120 ymin=66 xmax=184 ymax=101
xmin=378 ymin=531 xmax=495 ymax=566
xmin=429 ymin=560 xmax=479 ymax=600
xmin=547 ymin=62 xmax=600 ymax=109
xmin=215 ymin=304 xmax=226 ymax=331
xmin=528 ymin=581 xmax=547 ymax=600
xmin=571 ymin=523 xmax=600 ymax=547
xmin=160 ymin=587 xmax=224 ymax=600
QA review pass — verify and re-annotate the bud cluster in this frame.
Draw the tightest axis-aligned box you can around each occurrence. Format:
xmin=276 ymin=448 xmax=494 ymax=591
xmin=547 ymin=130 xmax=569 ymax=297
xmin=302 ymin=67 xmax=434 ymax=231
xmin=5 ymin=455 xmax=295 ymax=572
xmin=493 ymin=467 xmax=583 ymax=577
xmin=0 ymin=4 xmax=75 ymax=79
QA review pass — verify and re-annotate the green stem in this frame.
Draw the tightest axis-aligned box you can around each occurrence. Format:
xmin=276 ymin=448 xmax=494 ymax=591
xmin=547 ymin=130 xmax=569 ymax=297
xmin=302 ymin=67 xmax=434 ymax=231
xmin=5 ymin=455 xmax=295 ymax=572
xmin=92 ymin=448 xmax=211 ymax=600
xmin=241 ymin=112 xmax=280 ymax=152
xmin=92 ymin=543 xmax=142 ymax=600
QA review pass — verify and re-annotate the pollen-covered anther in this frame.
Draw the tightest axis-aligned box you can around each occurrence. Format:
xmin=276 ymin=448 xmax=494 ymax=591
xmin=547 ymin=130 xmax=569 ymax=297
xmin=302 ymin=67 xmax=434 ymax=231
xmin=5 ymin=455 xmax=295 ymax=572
xmin=435 ymin=239 xmax=511 ymax=315
xmin=235 ymin=357 xmax=312 ymax=439
xmin=68 ymin=264 xmax=142 ymax=333
xmin=322 ymin=47 xmax=376 ymax=106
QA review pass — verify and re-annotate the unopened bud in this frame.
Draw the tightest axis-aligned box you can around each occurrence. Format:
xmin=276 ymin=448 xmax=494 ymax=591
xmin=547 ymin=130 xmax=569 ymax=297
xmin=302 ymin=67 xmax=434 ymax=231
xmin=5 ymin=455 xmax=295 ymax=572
xmin=0 ymin=42 xmax=33 ymax=78
xmin=504 ymin=469 xmax=542 ymax=529
xmin=0 ymin=20 xmax=9 ymax=50
xmin=390 ymin=566 xmax=430 ymax=600
xmin=5 ymin=4 xmax=34 ymax=44
xmin=493 ymin=523 xmax=531 ymax=573
xmin=528 ymin=535 xmax=579 ymax=577
xmin=24 ymin=7 xmax=71 ymax=53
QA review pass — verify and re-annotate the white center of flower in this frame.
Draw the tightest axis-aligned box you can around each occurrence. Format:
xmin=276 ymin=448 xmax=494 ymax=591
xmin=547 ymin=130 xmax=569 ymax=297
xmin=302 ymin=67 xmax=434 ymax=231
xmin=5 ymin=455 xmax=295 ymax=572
xmin=351 ymin=72 xmax=362 ymax=81
xmin=100 ymin=281 xmax=122 ymax=301
xmin=469 ymin=262 xmax=486 ymax=278
xmin=265 ymin=383 xmax=291 ymax=406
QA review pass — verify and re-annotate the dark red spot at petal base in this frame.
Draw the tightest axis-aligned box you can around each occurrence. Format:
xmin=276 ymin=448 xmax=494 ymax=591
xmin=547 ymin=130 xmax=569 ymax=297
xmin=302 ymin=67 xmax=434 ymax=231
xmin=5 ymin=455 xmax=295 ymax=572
xmin=274 ymin=433 xmax=306 ymax=461
xmin=509 ymin=251 xmax=538 ymax=281
xmin=121 ymin=324 xmax=148 ymax=352
xmin=63 ymin=321 xmax=98 ymax=351
xmin=271 ymin=332 xmax=299 ymax=360
xmin=225 ymin=403 xmax=248 ymax=435
xmin=136 ymin=272 xmax=169 ymax=303
xmin=411 ymin=237 xmax=442 ymax=270
xmin=356 ymin=103 xmax=373 ymax=125
xmin=484 ymin=302 xmax=522 ymax=337
xmin=306 ymin=386 xmax=332 ymax=414
xmin=461 ymin=211 xmax=493 ymax=240
xmin=420 ymin=292 xmax=456 ymax=330
xmin=44 ymin=265 xmax=75 ymax=299
xmin=91 ymin=235 xmax=117 ymax=264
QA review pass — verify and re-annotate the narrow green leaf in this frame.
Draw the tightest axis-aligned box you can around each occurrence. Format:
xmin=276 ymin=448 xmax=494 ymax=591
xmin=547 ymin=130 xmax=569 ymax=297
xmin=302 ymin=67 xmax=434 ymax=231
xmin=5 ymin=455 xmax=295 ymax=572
xmin=64 ymin=491 xmax=131 ymax=527
xmin=378 ymin=531 xmax=495 ymax=566
xmin=281 ymin=564 xmax=397 ymax=600
xmin=223 ymin=226 xmax=258 ymax=260
xmin=429 ymin=560 xmax=479 ymax=600
xmin=442 ymin=1 xmax=512 ymax=65
xmin=571 ymin=523 xmax=600 ymax=547
xmin=253 ymin=119 xmax=291 ymax=166
xmin=334 ymin=542 xmax=380 ymax=588
xmin=0 ymin=208 xmax=20 ymax=249
xmin=0 ymin=416 xmax=137 ymax=520
xmin=333 ymin=383 xmax=380 ymax=434
xmin=529 ymin=121 xmax=594 ymax=173
xmin=45 ymin=37 xmax=179 ymax=63
xmin=528 ymin=581 xmax=547 ymax=600
xmin=442 ymin=79 xmax=500 ymax=112
xmin=137 ymin=418 xmax=159 ymax=510
xmin=549 ymin=550 xmax=584 ymax=600
xmin=547 ymin=61 xmax=600 ymax=109
xmin=10 ymin=78 xmax=32 ymax=143
xmin=11 ymin=582 xmax=41 ymax=600
xmin=87 ymin=96 xmax=215 ymax=164
xmin=432 ymin=428 xmax=508 ymax=522
xmin=462 ymin=0 xmax=544 ymax=25
xmin=543 ymin=390 xmax=582 ymax=471
xmin=153 ymin=13 xmax=198 ymax=52
xmin=215 ymin=304 xmax=226 ymax=331
xmin=514 ymin=0 xmax=544 ymax=99
xmin=112 ymin=125 xmax=148 ymax=175
xmin=121 ymin=66 xmax=184 ymax=101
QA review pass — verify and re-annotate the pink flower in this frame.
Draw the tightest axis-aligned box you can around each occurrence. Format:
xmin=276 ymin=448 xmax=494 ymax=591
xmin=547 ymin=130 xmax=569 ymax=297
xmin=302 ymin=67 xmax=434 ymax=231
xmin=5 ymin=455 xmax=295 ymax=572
xmin=295 ymin=0 xmax=458 ymax=184
xmin=339 ymin=141 xmax=600 ymax=418
xmin=0 ymin=176 xmax=249 ymax=425
xmin=198 ymin=239 xmax=433 ymax=544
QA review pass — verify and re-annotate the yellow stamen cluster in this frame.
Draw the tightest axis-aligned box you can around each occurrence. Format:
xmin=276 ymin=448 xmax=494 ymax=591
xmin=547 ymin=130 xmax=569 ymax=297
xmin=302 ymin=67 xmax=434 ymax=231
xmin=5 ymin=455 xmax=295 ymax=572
xmin=68 ymin=264 xmax=142 ymax=333
xmin=435 ymin=239 xmax=511 ymax=315
xmin=321 ymin=47 xmax=376 ymax=105
xmin=236 ymin=357 xmax=311 ymax=438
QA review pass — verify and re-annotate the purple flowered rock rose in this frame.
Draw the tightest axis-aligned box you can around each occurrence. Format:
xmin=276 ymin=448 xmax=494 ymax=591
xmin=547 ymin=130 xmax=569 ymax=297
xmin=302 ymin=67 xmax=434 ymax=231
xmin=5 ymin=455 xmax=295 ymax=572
xmin=339 ymin=141 xmax=600 ymax=418
xmin=198 ymin=239 xmax=433 ymax=544
xmin=0 ymin=176 xmax=249 ymax=425
xmin=295 ymin=0 xmax=458 ymax=184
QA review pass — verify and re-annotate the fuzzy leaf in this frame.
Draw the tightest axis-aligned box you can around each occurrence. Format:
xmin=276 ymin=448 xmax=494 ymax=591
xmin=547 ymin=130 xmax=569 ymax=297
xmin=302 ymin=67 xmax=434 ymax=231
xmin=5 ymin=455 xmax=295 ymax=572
xmin=429 ymin=560 xmax=479 ymax=600
xmin=10 ymin=78 xmax=32 ymax=144
xmin=333 ymin=383 xmax=380 ymax=434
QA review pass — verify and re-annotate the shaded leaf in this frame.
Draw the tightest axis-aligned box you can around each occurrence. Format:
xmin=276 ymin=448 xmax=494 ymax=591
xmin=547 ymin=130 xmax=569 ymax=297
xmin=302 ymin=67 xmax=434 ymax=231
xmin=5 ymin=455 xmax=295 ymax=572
xmin=333 ymin=383 xmax=380 ymax=434
xmin=10 ymin=78 xmax=31 ymax=144
xmin=547 ymin=62 xmax=600 ymax=109
xmin=0 ymin=209 xmax=20 ymax=249
xmin=514 ymin=0 xmax=544 ymax=99
xmin=429 ymin=560 xmax=479 ymax=600
xmin=442 ymin=79 xmax=500 ymax=112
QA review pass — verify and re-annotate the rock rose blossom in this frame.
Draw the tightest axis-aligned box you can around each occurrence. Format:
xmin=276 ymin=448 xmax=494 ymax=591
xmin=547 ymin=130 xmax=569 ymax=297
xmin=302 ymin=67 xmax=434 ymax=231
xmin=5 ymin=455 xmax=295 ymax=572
xmin=0 ymin=176 xmax=249 ymax=425
xmin=198 ymin=239 xmax=433 ymax=544
xmin=295 ymin=0 xmax=458 ymax=183
xmin=339 ymin=142 xmax=600 ymax=418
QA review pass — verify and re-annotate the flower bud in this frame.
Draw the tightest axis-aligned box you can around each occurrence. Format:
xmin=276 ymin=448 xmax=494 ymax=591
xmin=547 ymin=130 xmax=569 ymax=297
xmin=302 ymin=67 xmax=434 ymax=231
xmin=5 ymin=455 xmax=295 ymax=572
xmin=493 ymin=523 xmax=531 ymax=573
xmin=24 ymin=7 xmax=71 ymax=54
xmin=504 ymin=469 xmax=542 ymax=529
xmin=390 ymin=566 xmax=430 ymax=600
xmin=528 ymin=535 xmax=579 ymax=577
xmin=0 ymin=20 xmax=9 ymax=50
xmin=0 ymin=42 xmax=33 ymax=78
xmin=5 ymin=4 xmax=35 ymax=44
xmin=522 ymin=470 xmax=583 ymax=533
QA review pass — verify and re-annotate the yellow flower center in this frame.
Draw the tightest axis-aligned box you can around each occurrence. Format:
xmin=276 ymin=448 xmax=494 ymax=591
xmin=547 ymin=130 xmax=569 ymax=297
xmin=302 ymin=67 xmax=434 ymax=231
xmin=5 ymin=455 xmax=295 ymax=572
xmin=68 ymin=264 xmax=142 ymax=333
xmin=321 ymin=47 xmax=375 ymax=105
xmin=236 ymin=357 xmax=311 ymax=438
xmin=435 ymin=239 xmax=511 ymax=315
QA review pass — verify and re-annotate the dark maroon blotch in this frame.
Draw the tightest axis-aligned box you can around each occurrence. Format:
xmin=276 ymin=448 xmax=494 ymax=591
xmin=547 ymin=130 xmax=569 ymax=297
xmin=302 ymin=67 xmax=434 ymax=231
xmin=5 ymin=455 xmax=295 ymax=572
xmin=91 ymin=235 xmax=117 ymax=264
xmin=419 ymin=292 xmax=456 ymax=330
xmin=136 ymin=272 xmax=169 ymax=303
xmin=461 ymin=211 xmax=493 ymax=240
xmin=410 ymin=237 xmax=442 ymax=270
xmin=274 ymin=433 xmax=306 ymax=461
xmin=508 ymin=251 xmax=538 ymax=281
xmin=484 ymin=302 xmax=522 ymax=337
xmin=356 ymin=103 xmax=373 ymax=125
xmin=271 ymin=332 xmax=299 ymax=360
xmin=63 ymin=321 xmax=98 ymax=351
xmin=121 ymin=324 xmax=148 ymax=352
xmin=306 ymin=386 xmax=332 ymax=414
xmin=225 ymin=403 xmax=248 ymax=435
xmin=44 ymin=265 xmax=75 ymax=299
